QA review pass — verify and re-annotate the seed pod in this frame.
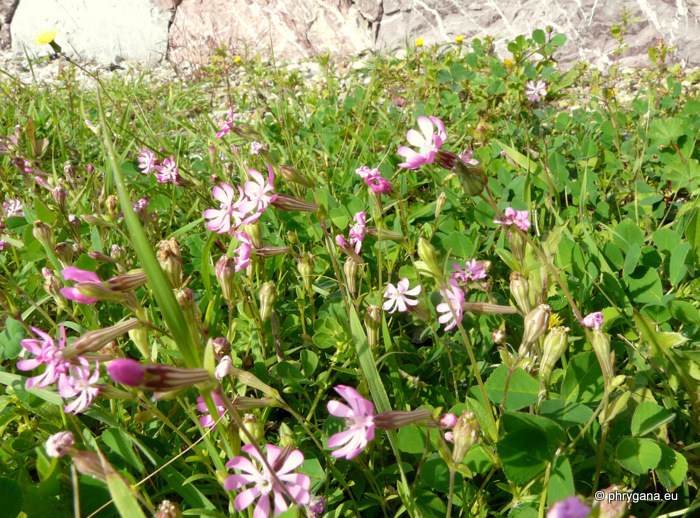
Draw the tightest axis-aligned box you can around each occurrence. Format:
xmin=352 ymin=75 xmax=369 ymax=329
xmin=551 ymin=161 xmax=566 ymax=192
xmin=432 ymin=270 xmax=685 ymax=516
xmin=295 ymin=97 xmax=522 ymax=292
xmin=344 ymin=257 xmax=358 ymax=296
xmin=297 ymin=253 xmax=315 ymax=294
xmin=364 ymin=305 xmax=381 ymax=349
xmin=591 ymin=329 xmax=614 ymax=385
xmin=215 ymin=255 xmax=236 ymax=304
xmin=33 ymin=221 xmax=53 ymax=249
xmin=507 ymin=228 xmax=526 ymax=261
xmin=105 ymin=195 xmax=119 ymax=218
xmin=509 ymin=271 xmax=531 ymax=314
xmin=417 ymin=237 xmax=443 ymax=281
xmin=279 ymin=164 xmax=313 ymax=188
xmin=157 ymin=238 xmax=183 ymax=289
xmin=451 ymin=411 xmax=479 ymax=464
xmin=243 ymin=223 xmax=263 ymax=249
xmin=53 ymin=182 xmax=67 ymax=212
xmin=63 ymin=318 xmax=142 ymax=358
xmin=463 ymin=302 xmax=517 ymax=314
xmin=518 ymin=304 xmax=551 ymax=356
xmin=239 ymin=414 xmax=264 ymax=445
xmin=258 ymin=282 xmax=277 ymax=323
xmin=539 ymin=326 xmax=570 ymax=379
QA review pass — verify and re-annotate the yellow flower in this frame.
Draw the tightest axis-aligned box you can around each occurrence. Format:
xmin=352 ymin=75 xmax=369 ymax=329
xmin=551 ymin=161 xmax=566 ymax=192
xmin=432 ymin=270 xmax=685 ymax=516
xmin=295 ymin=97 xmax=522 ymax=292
xmin=415 ymin=38 xmax=424 ymax=47
xmin=454 ymin=34 xmax=464 ymax=44
xmin=233 ymin=56 xmax=241 ymax=63
xmin=504 ymin=59 xmax=513 ymax=68
xmin=548 ymin=312 xmax=564 ymax=330
xmin=35 ymin=28 xmax=56 ymax=46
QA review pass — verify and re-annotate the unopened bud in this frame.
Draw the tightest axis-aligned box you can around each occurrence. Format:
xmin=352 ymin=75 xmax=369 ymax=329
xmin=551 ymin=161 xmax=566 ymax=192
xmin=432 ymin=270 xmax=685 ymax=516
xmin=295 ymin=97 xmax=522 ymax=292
xmin=71 ymin=450 xmax=114 ymax=482
xmin=539 ymin=326 xmax=570 ymax=379
xmin=88 ymin=250 xmax=117 ymax=263
xmin=463 ymin=302 xmax=517 ymax=314
xmin=278 ymin=422 xmax=295 ymax=448
xmin=492 ymin=328 xmax=506 ymax=344
xmin=591 ymin=329 xmax=614 ymax=385
xmin=63 ymin=319 xmax=142 ymax=358
xmin=105 ymin=195 xmax=119 ymax=218
xmin=103 ymin=271 xmax=147 ymax=292
xmin=407 ymin=302 xmax=430 ymax=321
xmin=365 ymin=227 xmax=404 ymax=242
xmin=176 ymin=288 xmax=202 ymax=342
xmin=451 ymin=411 xmax=479 ymax=464
xmin=364 ymin=305 xmax=381 ymax=349
xmin=240 ymin=414 xmax=264 ymax=445
xmin=417 ymin=237 xmax=443 ymax=280
xmin=215 ymin=255 xmax=236 ymax=303
xmin=156 ymin=500 xmax=183 ymax=518
xmin=279 ymin=164 xmax=313 ymax=188
xmin=63 ymin=161 xmax=76 ymax=183
xmin=258 ymin=282 xmax=277 ymax=323
xmin=157 ymin=238 xmax=183 ymax=289
xmin=107 ymin=359 xmax=212 ymax=391
xmin=509 ymin=272 xmax=531 ymax=314
xmin=54 ymin=242 xmax=74 ymax=268
xmin=344 ymin=257 xmax=358 ymax=296
xmin=507 ymin=228 xmax=526 ymax=261
xmin=287 ymin=230 xmax=300 ymax=246
xmin=439 ymin=413 xmax=457 ymax=428
xmin=53 ymin=182 xmax=68 ymax=212
xmin=297 ymin=253 xmax=315 ymax=293
xmin=67 ymin=214 xmax=81 ymax=233
xmin=33 ymin=221 xmax=53 ymax=248
xmin=271 ymin=193 xmax=319 ymax=212
xmin=215 ymin=355 xmax=232 ymax=379
xmin=211 ymin=337 xmax=231 ymax=359
xmin=519 ymin=304 xmax=551 ymax=356
xmin=435 ymin=192 xmax=447 ymax=222
xmin=46 ymin=431 xmax=74 ymax=458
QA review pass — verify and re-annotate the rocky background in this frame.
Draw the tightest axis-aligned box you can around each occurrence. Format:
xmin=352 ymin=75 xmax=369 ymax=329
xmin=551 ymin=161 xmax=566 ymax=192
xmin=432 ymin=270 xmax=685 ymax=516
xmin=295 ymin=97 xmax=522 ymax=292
xmin=2 ymin=0 xmax=698 ymax=68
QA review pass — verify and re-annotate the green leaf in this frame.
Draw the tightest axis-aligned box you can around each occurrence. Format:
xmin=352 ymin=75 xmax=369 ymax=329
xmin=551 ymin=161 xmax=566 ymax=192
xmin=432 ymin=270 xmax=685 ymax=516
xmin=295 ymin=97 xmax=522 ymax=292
xmin=0 ymin=318 xmax=25 ymax=360
xmin=540 ymin=399 xmax=594 ymax=429
xmin=623 ymin=243 xmax=641 ymax=276
xmin=102 ymin=429 xmax=145 ymax=473
xmin=561 ymin=352 xmax=605 ymax=404
xmin=397 ymin=426 xmax=426 ymax=454
xmin=670 ymin=300 xmax=700 ymax=324
xmin=0 ymin=477 xmax=23 ymax=518
xmin=547 ymin=456 xmax=575 ymax=505
xmin=624 ymin=266 xmax=663 ymax=304
xmin=616 ymin=437 xmax=662 ymax=474
xmin=550 ymin=34 xmax=567 ymax=47
xmin=300 ymin=349 xmax=318 ymax=377
xmin=652 ymin=228 xmax=681 ymax=254
xmin=484 ymin=365 xmax=540 ymax=411
xmin=669 ymin=242 xmax=690 ymax=286
xmin=611 ymin=219 xmax=644 ymax=252
xmin=532 ymin=29 xmax=546 ymax=45
xmin=631 ymin=401 xmax=675 ymax=436
xmin=655 ymin=444 xmax=688 ymax=490
xmin=498 ymin=412 xmax=566 ymax=485
xmin=103 ymin=462 xmax=147 ymax=518
xmin=441 ymin=232 xmax=473 ymax=259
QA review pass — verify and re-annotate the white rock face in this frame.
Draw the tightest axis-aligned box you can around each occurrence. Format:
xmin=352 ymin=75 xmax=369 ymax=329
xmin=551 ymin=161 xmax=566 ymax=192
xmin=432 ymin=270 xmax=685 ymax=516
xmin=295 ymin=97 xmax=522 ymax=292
xmin=10 ymin=0 xmax=171 ymax=63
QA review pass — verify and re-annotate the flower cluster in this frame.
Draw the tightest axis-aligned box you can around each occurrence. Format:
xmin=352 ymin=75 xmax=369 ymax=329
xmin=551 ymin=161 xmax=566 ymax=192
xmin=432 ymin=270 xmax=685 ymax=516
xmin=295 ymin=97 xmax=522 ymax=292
xmin=451 ymin=259 xmax=487 ymax=283
xmin=355 ymin=166 xmax=391 ymax=194
xmin=137 ymin=150 xmax=183 ymax=185
xmin=494 ymin=207 xmax=531 ymax=232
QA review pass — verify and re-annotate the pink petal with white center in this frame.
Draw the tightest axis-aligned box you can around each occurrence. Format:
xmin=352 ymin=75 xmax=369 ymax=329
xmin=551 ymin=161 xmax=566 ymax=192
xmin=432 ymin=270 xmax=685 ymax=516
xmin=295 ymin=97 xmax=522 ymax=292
xmin=224 ymin=473 xmax=258 ymax=491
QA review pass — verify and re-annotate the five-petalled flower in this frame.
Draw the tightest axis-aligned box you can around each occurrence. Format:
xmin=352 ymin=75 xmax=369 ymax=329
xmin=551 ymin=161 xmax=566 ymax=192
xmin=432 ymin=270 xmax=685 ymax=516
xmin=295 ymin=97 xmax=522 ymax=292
xmin=383 ymin=278 xmax=421 ymax=314
xmin=16 ymin=325 xmax=70 ymax=389
xmin=494 ymin=207 xmax=531 ymax=232
xmin=327 ymin=385 xmax=375 ymax=460
xmin=58 ymin=357 xmax=100 ymax=414
xmin=436 ymin=279 xmax=466 ymax=331
xmin=526 ymin=80 xmax=547 ymax=103
xmin=397 ymin=116 xmax=447 ymax=169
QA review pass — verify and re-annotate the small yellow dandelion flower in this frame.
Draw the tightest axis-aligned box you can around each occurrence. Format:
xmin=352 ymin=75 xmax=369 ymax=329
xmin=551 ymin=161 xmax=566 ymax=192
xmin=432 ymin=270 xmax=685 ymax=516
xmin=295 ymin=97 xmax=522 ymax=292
xmin=35 ymin=28 xmax=57 ymax=46
xmin=415 ymin=37 xmax=424 ymax=48
xmin=504 ymin=59 xmax=513 ymax=68
xmin=233 ymin=55 xmax=241 ymax=63
xmin=549 ymin=312 xmax=564 ymax=330
xmin=454 ymin=34 xmax=464 ymax=44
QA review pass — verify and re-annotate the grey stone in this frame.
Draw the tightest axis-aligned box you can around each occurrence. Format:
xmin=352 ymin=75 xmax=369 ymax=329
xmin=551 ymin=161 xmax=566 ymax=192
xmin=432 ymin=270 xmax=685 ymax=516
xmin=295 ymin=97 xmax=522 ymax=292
xmin=10 ymin=0 xmax=171 ymax=63
xmin=0 ymin=0 xmax=19 ymax=49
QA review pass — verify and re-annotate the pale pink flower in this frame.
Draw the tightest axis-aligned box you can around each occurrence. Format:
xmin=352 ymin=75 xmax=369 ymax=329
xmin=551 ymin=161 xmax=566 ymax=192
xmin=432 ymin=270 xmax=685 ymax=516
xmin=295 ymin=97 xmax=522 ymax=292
xmin=383 ymin=278 xmax=421 ymax=313
xmin=494 ymin=207 xmax=530 ymax=232
xmin=216 ymin=109 xmax=236 ymax=138
xmin=308 ymin=495 xmax=326 ymax=517
xmin=365 ymin=175 xmax=392 ymax=194
xmin=234 ymin=231 xmax=253 ymax=272
xmin=349 ymin=211 xmax=366 ymax=254
xmin=580 ymin=312 xmax=604 ymax=331
xmin=546 ymin=496 xmax=590 ymax=518
xmin=526 ymin=80 xmax=547 ymax=103
xmin=204 ymin=183 xmax=254 ymax=234
xmin=250 ymin=142 xmax=264 ymax=155
xmin=0 ymin=239 xmax=8 ymax=251
xmin=132 ymin=197 xmax=149 ymax=216
xmin=45 ymin=431 xmax=74 ymax=458
xmin=224 ymin=443 xmax=311 ymax=517
xmin=3 ymin=199 xmax=24 ymax=217
xmin=327 ymin=385 xmax=375 ymax=460
xmin=397 ymin=116 xmax=447 ymax=169
xmin=244 ymin=165 xmax=277 ymax=214
xmin=16 ymin=325 xmax=70 ymax=389
xmin=458 ymin=150 xmax=480 ymax=166
xmin=436 ymin=279 xmax=465 ymax=331
xmin=355 ymin=166 xmax=378 ymax=180
xmin=58 ymin=357 xmax=100 ymax=414
xmin=154 ymin=155 xmax=181 ymax=184
xmin=451 ymin=259 xmax=487 ymax=282
xmin=439 ymin=413 xmax=457 ymax=428
xmin=59 ymin=266 xmax=101 ymax=304
xmin=137 ymin=149 xmax=156 ymax=174
xmin=196 ymin=392 xmax=227 ymax=429
xmin=215 ymin=355 xmax=232 ymax=379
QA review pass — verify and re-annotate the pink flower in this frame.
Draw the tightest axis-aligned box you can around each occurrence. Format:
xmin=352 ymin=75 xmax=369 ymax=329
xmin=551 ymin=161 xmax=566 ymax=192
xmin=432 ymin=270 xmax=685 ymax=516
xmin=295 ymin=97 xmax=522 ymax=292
xmin=250 ymin=142 xmax=264 ymax=155
xmin=59 ymin=266 xmax=101 ymax=303
xmin=234 ymin=231 xmax=252 ymax=272
xmin=196 ymin=392 xmax=227 ymax=428
xmin=546 ymin=496 xmax=590 ymax=518
xmin=244 ymin=165 xmax=277 ymax=214
xmin=16 ymin=325 xmax=70 ymax=389
xmin=215 ymin=355 xmax=232 ymax=379
xmin=154 ymin=155 xmax=181 ymax=184
xmin=458 ymin=150 xmax=479 ymax=166
xmin=204 ymin=183 xmax=254 ymax=234
xmin=132 ymin=197 xmax=149 ymax=216
xmin=365 ymin=175 xmax=392 ymax=194
xmin=383 ymin=278 xmax=421 ymax=313
xmin=355 ymin=166 xmax=378 ymax=180
xmin=137 ymin=149 xmax=156 ymax=174
xmin=224 ymin=443 xmax=311 ymax=517
xmin=494 ymin=207 xmax=530 ymax=232
xmin=439 ymin=413 xmax=457 ymax=428
xmin=216 ymin=109 xmax=235 ymax=138
xmin=349 ymin=212 xmax=366 ymax=254
xmin=580 ymin=311 xmax=604 ymax=331
xmin=526 ymin=79 xmax=547 ymax=103
xmin=397 ymin=116 xmax=447 ymax=169
xmin=436 ymin=279 xmax=465 ymax=331
xmin=327 ymin=385 xmax=375 ymax=460
xmin=451 ymin=259 xmax=487 ymax=282
xmin=3 ymin=199 xmax=24 ymax=217
xmin=58 ymin=357 xmax=100 ymax=414
xmin=0 ymin=239 xmax=8 ymax=251
xmin=45 ymin=431 xmax=74 ymax=458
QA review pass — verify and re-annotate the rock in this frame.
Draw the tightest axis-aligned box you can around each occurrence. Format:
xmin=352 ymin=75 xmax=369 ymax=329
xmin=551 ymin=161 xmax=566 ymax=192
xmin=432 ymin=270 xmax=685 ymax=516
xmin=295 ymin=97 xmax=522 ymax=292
xmin=167 ymin=0 xmax=373 ymax=66
xmin=0 ymin=0 xmax=18 ymax=49
xmin=10 ymin=0 xmax=171 ymax=63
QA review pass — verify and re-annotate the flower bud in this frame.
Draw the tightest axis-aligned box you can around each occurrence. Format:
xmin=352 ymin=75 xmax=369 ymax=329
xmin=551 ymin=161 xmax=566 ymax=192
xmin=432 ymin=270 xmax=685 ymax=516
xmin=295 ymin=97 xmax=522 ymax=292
xmin=509 ymin=271 xmax=531 ymax=314
xmin=63 ymin=319 xmax=142 ymax=358
xmin=105 ymin=195 xmax=119 ymax=218
xmin=439 ymin=413 xmax=457 ymax=428
xmin=33 ymin=221 xmax=53 ymax=248
xmin=463 ymin=302 xmax=518 ymax=314
xmin=271 ymin=193 xmax=320 ymax=212
xmin=71 ymin=450 xmax=110 ymax=482
xmin=407 ymin=302 xmax=430 ymax=322
xmin=156 ymin=500 xmax=183 ymax=518
xmin=492 ymin=328 xmax=506 ymax=344
xmin=239 ymin=414 xmax=264 ymax=445
xmin=157 ymin=238 xmax=183 ymax=289
xmin=374 ymin=408 xmax=433 ymax=429
xmin=417 ymin=237 xmax=443 ymax=280
xmin=297 ymin=253 xmax=315 ymax=293
xmin=279 ymin=164 xmax=313 ymax=188
xmin=88 ymin=250 xmax=117 ymax=263
xmin=46 ymin=431 xmax=74 ymax=458
xmin=176 ymin=288 xmax=202 ymax=343
xmin=63 ymin=160 xmax=76 ymax=183
xmin=103 ymin=271 xmax=148 ymax=292
xmin=507 ymin=228 xmax=526 ymax=261
xmin=67 ymin=214 xmax=81 ymax=234
xmin=539 ymin=326 xmax=570 ymax=379
xmin=435 ymin=192 xmax=447 ymax=223
xmin=287 ymin=230 xmax=300 ymax=246
xmin=451 ymin=410 xmax=479 ymax=464
xmin=107 ymin=359 xmax=212 ymax=391
xmin=258 ymin=282 xmax=277 ymax=323
xmin=215 ymin=255 xmax=236 ymax=303
xmin=434 ymin=150 xmax=458 ymax=170
xmin=53 ymin=182 xmax=68 ymax=212
xmin=364 ymin=305 xmax=381 ymax=349
xmin=243 ymin=223 xmax=263 ymax=249
xmin=454 ymin=158 xmax=486 ymax=197
xmin=215 ymin=355 xmax=232 ymax=379
xmin=110 ymin=244 xmax=125 ymax=262
xmin=365 ymin=227 xmax=404 ymax=242
xmin=344 ymin=257 xmax=358 ymax=296
xmin=254 ymin=245 xmax=290 ymax=258
xmin=278 ymin=422 xmax=295 ymax=448
xmin=519 ymin=304 xmax=551 ymax=356
xmin=591 ymin=329 xmax=614 ymax=385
